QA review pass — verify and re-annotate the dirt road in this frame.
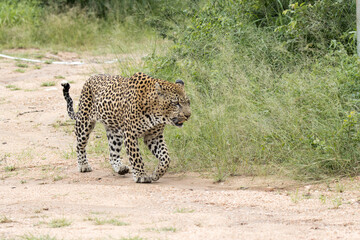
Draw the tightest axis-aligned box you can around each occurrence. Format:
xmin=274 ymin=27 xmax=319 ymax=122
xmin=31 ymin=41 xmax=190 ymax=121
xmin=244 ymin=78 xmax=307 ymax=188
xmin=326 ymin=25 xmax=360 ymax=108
xmin=0 ymin=50 xmax=360 ymax=240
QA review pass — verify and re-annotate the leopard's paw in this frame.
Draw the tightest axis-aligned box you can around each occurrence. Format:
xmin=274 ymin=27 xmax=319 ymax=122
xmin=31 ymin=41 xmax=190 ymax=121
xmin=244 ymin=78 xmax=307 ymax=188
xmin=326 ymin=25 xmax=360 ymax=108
xmin=78 ymin=164 xmax=92 ymax=172
xmin=133 ymin=174 xmax=152 ymax=183
xmin=151 ymin=173 xmax=160 ymax=182
xmin=115 ymin=165 xmax=130 ymax=175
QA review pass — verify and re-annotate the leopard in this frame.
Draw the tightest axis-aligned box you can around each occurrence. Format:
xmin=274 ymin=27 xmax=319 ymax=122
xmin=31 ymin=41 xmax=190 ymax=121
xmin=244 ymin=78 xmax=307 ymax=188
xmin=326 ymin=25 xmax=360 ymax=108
xmin=61 ymin=72 xmax=191 ymax=183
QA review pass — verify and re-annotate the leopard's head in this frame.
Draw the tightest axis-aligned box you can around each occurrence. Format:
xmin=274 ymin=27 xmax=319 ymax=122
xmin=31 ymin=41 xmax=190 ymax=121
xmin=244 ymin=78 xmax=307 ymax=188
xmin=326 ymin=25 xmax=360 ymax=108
xmin=155 ymin=79 xmax=191 ymax=127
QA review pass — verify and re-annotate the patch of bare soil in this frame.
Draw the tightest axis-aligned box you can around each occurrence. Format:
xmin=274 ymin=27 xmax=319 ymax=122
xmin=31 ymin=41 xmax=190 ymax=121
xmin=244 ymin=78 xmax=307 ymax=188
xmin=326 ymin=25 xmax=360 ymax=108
xmin=1 ymin=50 xmax=360 ymax=240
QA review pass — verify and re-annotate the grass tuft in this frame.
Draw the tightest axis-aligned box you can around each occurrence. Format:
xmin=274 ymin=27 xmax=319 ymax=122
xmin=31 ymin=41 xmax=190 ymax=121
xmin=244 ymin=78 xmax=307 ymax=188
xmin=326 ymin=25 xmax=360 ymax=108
xmin=21 ymin=234 xmax=58 ymax=240
xmin=6 ymin=85 xmax=21 ymax=91
xmin=41 ymin=82 xmax=56 ymax=87
xmin=174 ymin=208 xmax=194 ymax=213
xmin=0 ymin=215 xmax=12 ymax=223
xmin=53 ymin=175 xmax=63 ymax=182
xmin=85 ymin=216 xmax=129 ymax=226
xmin=4 ymin=165 xmax=16 ymax=172
xmin=160 ymin=227 xmax=177 ymax=232
xmin=14 ymin=68 xmax=26 ymax=73
xmin=48 ymin=218 xmax=71 ymax=228
xmin=16 ymin=63 xmax=28 ymax=68
xmin=120 ymin=237 xmax=144 ymax=240
xmin=332 ymin=196 xmax=343 ymax=209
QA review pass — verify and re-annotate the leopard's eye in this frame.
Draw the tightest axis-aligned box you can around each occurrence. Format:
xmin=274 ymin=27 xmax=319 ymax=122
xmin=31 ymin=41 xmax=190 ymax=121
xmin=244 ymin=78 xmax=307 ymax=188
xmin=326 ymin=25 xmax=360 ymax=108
xmin=171 ymin=99 xmax=179 ymax=106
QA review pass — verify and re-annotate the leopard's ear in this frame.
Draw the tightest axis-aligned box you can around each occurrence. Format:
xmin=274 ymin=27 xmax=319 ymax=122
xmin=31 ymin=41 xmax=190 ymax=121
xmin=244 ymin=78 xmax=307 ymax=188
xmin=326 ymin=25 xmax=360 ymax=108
xmin=176 ymin=79 xmax=184 ymax=86
xmin=155 ymin=82 xmax=163 ymax=95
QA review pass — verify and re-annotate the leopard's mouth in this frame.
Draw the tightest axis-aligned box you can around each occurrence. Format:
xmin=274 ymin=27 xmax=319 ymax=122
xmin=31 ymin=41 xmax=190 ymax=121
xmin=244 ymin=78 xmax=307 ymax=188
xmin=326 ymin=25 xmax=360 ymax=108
xmin=172 ymin=118 xmax=185 ymax=127
xmin=175 ymin=122 xmax=184 ymax=127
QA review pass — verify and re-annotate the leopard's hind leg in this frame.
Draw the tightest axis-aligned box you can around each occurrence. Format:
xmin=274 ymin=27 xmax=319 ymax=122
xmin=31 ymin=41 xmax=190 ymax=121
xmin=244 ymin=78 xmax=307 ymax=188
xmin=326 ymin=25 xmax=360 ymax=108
xmin=75 ymin=117 xmax=96 ymax=172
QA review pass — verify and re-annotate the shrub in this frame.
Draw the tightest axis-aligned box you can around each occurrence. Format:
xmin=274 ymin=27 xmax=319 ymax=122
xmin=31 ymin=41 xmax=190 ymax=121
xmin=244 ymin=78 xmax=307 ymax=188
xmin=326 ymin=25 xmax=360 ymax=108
xmin=275 ymin=0 xmax=356 ymax=54
xmin=0 ymin=0 xmax=42 ymax=27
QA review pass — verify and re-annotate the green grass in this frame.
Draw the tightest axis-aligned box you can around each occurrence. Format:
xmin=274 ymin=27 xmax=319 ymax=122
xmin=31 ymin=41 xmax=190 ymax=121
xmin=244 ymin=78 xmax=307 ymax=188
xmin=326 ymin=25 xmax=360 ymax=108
xmin=104 ymin=219 xmax=129 ymax=226
xmin=51 ymin=119 xmax=74 ymax=129
xmin=290 ymin=189 xmax=300 ymax=204
xmin=5 ymin=85 xmax=21 ymax=91
xmin=48 ymin=218 xmax=71 ymax=228
xmin=35 ymin=54 xmax=45 ymax=59
xmin=332 ymin=196 xmax=343 ymax=209
xmin=87 ymin=124 xmax=109 ymax=158
xmin=62 ymin=147 xmax=76 ymax=160
xmin=174 ymin=208 xmax=194 ymax=213
xmin=335 ymin=182 xmax=345 ymax=193
xmin=21 ymin=234 xmax=58 ymax=240
xmin=120 ymin=237 xmax=144 ymax=240
xmin=14 ymin=68 xmax=26 ymax=73
xmin=53 ymin=175 xmax=63 ymax=181
xmin=146 ymin=227 xmax=177 ymax=232
xmin=0 ymin=215 xmax=12 ymax=223
xmin=160 ymin=227 xmax=177 ymax=232
xmin=41 ymin=82 xmax=56 ymax=87
xmin=85 ymin=216 xmax=129 ymax=226
xmin=54 ymin=75 xmax=65 ymax=79
xmin=15 ymin=63 xmax=28 ymax=68
xmin=4 ymin=165 xmax=16 ymax=172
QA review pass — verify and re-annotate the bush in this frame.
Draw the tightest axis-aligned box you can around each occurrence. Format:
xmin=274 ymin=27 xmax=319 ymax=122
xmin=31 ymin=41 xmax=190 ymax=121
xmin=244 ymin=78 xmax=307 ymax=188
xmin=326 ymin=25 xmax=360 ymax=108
xmin=0 ymin=0 xmax=42 ymax=27
xmin=276 ymin=0 xmax=356 ymax=54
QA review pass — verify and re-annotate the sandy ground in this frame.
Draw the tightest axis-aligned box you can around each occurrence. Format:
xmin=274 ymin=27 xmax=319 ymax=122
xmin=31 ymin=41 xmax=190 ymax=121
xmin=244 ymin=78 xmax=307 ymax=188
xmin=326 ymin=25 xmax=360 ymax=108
xmin=0 ymin=49 xmax=360 ymax=240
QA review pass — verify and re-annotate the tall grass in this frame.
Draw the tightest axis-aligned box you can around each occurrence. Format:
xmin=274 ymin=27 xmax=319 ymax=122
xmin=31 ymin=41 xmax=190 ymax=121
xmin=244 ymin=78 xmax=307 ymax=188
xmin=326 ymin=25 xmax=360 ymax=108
xmin=150 ymin=44 xmax=360 ymax=180
xmin=0 ymin=1 xmax=156 ymax=52
xmin=145 ymin=1 xmax=360 ymax=180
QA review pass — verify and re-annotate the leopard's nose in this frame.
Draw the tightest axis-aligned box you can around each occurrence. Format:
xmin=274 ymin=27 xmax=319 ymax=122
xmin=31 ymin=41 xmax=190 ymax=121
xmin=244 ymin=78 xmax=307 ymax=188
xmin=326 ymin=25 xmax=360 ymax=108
xmin=185 ymin=112 xmax=191 ymax=120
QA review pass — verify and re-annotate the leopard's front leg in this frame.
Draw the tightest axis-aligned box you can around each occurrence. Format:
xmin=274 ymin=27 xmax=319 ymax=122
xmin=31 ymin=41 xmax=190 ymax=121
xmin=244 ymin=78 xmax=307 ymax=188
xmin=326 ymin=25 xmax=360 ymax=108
xmin=144 ymin=133 xmax=170 ymax=182
xmin=105 ymin=128 xmax=129 ymax=175
xmin=124 ymin=132 xmax=152 ymax=183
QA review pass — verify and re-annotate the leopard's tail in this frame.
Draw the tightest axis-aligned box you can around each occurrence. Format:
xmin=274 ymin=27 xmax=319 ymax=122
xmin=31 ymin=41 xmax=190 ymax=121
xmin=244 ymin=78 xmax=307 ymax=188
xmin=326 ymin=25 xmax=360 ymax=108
xmin=61 ymin=81 xmax=76 ymax=120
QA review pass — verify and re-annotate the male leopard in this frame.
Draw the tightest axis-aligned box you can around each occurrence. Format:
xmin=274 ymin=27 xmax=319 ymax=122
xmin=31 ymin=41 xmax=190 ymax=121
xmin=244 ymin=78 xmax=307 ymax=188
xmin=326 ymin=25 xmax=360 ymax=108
xmin=61 ymin=72 xmax=191 ymax=183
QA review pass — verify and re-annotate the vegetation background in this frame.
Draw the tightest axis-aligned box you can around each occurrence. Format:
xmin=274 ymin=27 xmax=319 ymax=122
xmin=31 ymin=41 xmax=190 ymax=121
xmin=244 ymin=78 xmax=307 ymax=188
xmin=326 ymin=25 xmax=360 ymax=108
xmin=1 ymin=0 xmax=359 ymax=181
